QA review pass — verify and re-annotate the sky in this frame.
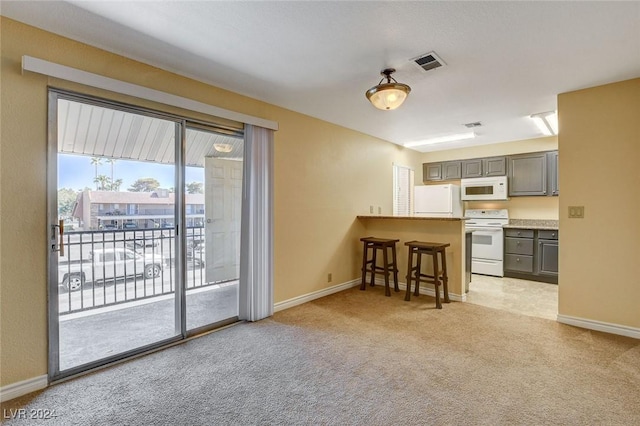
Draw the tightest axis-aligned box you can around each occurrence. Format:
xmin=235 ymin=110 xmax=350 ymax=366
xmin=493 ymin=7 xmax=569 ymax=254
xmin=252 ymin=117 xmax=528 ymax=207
xmin=58 ymin=153 xmax=204 ymax=191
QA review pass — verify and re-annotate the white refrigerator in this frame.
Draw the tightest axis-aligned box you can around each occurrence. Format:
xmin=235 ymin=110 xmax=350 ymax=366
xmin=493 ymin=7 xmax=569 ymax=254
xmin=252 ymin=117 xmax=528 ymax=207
xmin=414 ymin=184 xmax=463 ymax=218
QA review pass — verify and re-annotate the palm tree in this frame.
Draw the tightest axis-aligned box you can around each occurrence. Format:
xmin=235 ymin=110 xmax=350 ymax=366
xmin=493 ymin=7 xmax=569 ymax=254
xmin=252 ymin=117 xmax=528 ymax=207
xmin=110 ymin=178 xmax=123 ymax=192
xmin=90 ymin=157 xmax=102 ymax=189
xmin=106 ymin=159 xmax=117 ymax=191
xmin=94 ymin=175 xmax=110 ymax=191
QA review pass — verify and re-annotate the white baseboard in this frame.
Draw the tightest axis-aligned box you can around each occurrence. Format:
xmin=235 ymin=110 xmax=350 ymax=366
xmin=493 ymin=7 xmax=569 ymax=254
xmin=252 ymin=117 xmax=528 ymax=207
xmin=0 ymin=375 xmax=48 ymax=403
xmin=274 ymin=277 xmax=465 ymax=314
xmin=557 ymin=314 xmax=640 ymax=339
xmin=373 ymin=277 xmax=466 ymax=302
xmin=274 ymin=279 xmax=361 ymax=312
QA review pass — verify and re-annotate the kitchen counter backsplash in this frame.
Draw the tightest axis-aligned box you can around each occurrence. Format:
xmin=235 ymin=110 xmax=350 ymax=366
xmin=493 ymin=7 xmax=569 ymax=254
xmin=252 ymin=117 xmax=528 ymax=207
xmin=504 ymin=219 xmax=559 ymax=230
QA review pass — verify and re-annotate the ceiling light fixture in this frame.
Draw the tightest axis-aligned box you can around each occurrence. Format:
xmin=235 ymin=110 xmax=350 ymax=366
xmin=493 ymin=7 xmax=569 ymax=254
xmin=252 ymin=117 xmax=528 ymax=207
xmin=213 ymin=143 xmax=233 ymax=153
xmin=365 ymin=68 xmax=411 ymax=111
xmin=404 ymin=132 xmax=476 ymax=148
xmin=530 ymin=111 xmax=558 ymax=136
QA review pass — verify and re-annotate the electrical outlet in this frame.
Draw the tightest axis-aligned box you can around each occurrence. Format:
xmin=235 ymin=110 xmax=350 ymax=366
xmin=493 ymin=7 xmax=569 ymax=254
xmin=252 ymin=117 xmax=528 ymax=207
xmin=568 ymin=206 xmax=585 ymax=218
xmin=370 ymin=205 xmax=374 ymax=213
xmin=327 ymin=273 xmax=332 ymax=283
xmin=377 ymin=206 xmax=382 ymax=214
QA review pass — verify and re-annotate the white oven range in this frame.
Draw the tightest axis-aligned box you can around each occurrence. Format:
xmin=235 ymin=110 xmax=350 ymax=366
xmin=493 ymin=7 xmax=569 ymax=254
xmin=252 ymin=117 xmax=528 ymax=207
xmin=465 ymin=209 xmax=509 ymax=277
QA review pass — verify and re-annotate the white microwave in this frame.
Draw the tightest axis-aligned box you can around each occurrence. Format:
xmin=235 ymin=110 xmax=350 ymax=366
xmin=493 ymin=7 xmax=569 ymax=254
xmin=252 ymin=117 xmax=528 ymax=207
xmin=461 ymin=176 xmax=508 ymax=201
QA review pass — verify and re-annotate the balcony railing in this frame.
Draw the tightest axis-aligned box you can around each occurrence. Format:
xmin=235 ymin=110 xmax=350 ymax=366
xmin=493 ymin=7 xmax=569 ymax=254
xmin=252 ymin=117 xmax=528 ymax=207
xmin=57 ymin=227 xmax=225 ymax=315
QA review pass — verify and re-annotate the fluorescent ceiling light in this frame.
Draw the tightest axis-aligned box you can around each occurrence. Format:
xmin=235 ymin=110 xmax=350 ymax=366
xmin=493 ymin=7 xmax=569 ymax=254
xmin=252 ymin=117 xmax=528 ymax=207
xmin=530 ymin=111 xmax=558 ymax=136
xmin=404 ymin=132 xmax=475 ymax=148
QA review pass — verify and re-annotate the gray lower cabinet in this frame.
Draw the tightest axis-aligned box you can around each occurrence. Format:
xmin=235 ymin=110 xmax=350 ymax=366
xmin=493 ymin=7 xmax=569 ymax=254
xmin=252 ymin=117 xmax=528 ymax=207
xmin=538 ymin=229 xmax=559 ymax=276
xmin=504 ymin=228 xmax=558 ymax=284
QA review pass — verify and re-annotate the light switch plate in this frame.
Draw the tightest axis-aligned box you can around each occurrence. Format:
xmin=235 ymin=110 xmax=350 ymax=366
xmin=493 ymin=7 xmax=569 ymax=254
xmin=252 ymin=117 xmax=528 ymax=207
xmin=568 ymin=206 xmax=584 ymax=218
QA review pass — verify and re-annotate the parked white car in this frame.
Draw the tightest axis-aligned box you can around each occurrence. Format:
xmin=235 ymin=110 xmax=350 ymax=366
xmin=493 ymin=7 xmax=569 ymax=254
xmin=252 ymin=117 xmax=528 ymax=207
xmin=58 ymin=248 xmax=165 ymax=292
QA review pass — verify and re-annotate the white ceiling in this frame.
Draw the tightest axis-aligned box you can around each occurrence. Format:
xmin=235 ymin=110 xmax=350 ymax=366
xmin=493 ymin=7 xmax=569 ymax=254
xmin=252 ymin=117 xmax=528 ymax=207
xmin=2 ymin=1 xmax=640 ymax=152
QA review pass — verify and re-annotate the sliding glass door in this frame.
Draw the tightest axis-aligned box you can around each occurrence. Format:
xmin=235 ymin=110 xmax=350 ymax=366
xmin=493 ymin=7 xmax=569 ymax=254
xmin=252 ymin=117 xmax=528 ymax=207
xmin=48 ymin=91 xmax=241 ymax=380
xmin=184 ymin=125 xmax=242 ymax=331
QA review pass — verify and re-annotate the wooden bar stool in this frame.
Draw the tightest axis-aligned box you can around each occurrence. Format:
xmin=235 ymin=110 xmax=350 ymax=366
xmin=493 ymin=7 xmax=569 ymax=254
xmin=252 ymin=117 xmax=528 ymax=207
xmin=404 ymin=241 xmax=451 ymax=308
xmin=360 ymin=237 xmax=400 ymax=297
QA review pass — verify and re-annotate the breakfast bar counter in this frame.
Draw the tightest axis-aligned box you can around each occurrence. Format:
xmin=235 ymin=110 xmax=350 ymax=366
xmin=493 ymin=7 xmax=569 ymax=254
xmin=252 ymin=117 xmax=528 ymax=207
xmin=357 ymin=215 xmax=467 ymax=221
xmin=357 ymin=215 xmax=467 ymax=300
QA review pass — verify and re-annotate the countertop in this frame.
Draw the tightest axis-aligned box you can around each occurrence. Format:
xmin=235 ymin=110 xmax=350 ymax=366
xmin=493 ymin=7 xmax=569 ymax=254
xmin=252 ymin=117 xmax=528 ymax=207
xmin=357 ymin=215 xmax=467 ymax=221
xmin=503 ymin=219 xmax=559 ymax=230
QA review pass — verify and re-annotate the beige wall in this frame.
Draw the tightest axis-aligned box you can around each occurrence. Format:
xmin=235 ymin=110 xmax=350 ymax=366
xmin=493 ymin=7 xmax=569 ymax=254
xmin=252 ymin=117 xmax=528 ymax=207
xmin=418 ymin=137 xmax=559 ymax=219
xmin=557 ymin=78 xmax=640 ymax=328
xmin=0 ymin=18 xmax=424 ymax=387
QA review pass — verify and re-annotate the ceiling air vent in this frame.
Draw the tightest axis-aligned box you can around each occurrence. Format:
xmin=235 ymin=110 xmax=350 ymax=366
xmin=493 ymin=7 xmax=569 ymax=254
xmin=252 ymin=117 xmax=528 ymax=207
xmin=412 ymin=51 xmax=446 ymax=72
xmin=464 ymin=122 xmax=482 ymax=128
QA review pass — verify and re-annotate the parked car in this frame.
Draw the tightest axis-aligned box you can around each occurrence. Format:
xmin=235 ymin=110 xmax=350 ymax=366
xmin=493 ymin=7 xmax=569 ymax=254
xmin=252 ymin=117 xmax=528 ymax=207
xmin=186 ymin=240 xmax=205 ymax=268
xmin=58 ymin=248 xmax=166 ymax=292
xmin=125 ymin=237 xmax=160 ymax=252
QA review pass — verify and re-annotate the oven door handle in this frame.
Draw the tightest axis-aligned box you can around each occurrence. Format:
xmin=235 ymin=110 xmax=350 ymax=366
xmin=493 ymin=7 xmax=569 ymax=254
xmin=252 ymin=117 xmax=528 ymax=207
xmin=466 ymin=227 xmax=503 ymax=233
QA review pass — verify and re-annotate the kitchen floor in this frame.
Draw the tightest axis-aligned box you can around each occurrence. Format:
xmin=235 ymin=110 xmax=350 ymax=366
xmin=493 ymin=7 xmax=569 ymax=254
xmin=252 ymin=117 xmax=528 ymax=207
xmin=465 ymin=274 xmax=558 ymax=320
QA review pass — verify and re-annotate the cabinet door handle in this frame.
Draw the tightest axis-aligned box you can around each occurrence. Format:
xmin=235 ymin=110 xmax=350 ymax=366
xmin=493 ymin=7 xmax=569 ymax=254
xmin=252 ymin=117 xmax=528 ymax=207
xmin=516 ymin=257 xmax=520 ymax=262
xmin=551 ymin=233 xmax=556 ymax=237
xmin=516 ymin=241 xmax=521 ymax=246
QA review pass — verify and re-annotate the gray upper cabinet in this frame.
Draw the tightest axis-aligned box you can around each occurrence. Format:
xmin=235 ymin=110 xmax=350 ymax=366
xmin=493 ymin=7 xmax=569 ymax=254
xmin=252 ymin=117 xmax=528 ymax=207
xmin=484 ymin=156 xmax=507 ymax=176
xmin=461 ymin=159 xmax=483 ymax=178
xmin=424 ymin=163 xmax=443 ymax=181
xmin=508 ymin=152 xmax=548 ymax=196
xmin=442 ymin=161 xmax=462 ymax=180
xmin=423 ymin=161 xmax=461 ymax=181
xmin=461 ymin=156 xmax=506 ymax=178
xmin=548 ymin=151 xmax=559 ymax=196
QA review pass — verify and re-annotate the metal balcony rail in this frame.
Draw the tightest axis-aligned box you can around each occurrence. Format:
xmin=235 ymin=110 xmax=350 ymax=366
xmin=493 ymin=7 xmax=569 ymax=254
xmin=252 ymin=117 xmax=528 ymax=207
xmin=57 ymin=227 xmax=228 ymax=315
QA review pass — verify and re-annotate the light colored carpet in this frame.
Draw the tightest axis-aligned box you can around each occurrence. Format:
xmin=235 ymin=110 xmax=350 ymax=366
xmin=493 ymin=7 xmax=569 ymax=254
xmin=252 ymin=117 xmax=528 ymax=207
xmin=2 ymin=286 xmax=639 ymax=425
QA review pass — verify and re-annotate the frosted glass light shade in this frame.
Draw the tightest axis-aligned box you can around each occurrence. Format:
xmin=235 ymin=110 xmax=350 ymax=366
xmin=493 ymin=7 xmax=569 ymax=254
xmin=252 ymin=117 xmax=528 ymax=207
xmin=366 ymin=83 xmax=411 ymax=110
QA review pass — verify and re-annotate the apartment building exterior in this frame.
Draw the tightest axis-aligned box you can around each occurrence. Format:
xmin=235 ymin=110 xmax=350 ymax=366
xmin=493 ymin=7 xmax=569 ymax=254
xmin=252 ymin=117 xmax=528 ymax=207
xmin=72 ymin=189 xmax=205 ymax=230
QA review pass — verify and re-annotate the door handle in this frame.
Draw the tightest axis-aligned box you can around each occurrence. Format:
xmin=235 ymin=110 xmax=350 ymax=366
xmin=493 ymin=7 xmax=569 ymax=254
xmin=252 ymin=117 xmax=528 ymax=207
xmin=52 ymin=219 xmax=65 ymax=257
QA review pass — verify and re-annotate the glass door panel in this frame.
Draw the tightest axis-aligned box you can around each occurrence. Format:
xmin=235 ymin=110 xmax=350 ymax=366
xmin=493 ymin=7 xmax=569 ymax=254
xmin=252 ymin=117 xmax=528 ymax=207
xmin=184 ymin=126 xmax=242 ymax=331
xmin=51 ymin=94 xmax=180 ymax=376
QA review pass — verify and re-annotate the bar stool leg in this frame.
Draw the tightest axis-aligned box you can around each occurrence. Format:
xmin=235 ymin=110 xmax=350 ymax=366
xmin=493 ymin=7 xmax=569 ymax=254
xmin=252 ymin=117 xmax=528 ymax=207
xmin=440 ymin=248 xmax=450 ymax=303
xmin=382 ymin=246 xmax=391 ymax=297
xmin=370 ymin=248 xmax=377 ymax=287
xmin=432 ymin=251 xmax=442 ymax=309
xmin=405 ymin=247 xmax=414 ymax=301
xmin=414 ymin=252 xmax=422 ymax=297
xmin=360 ymin=242 xmax=369 ymax=291
xmin=391 ymin=244 xmax=399 ymax=292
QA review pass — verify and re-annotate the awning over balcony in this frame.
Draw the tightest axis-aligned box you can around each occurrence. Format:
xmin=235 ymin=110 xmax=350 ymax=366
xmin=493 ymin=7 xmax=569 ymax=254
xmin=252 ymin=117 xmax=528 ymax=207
xmin=58 ymin=99 xmax=244 ymax=167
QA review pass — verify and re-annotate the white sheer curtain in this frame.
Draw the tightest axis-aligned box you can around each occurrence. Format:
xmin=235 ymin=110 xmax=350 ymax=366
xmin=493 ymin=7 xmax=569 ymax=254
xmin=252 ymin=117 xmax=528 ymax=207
xmin=239 ymin=124 xmax=274 ymax=321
